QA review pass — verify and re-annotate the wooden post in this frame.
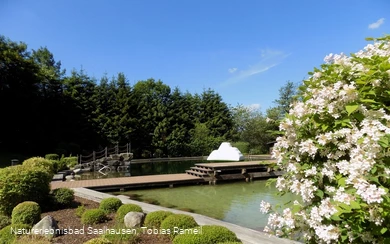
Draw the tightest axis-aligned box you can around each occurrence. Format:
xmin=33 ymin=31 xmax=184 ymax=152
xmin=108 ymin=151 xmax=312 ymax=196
xmin=115 ymin=143 xmax=119 ymax=155
xmin=93 ymin=151 xmax=96 ymax=162
xmin=105 ymin=147 xmax=107 ymax=158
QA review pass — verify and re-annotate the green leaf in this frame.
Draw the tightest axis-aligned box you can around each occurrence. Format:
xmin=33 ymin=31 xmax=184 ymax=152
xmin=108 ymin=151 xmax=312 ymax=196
xmin=341 ymin=234 xmax=348 ymax=242
xmin=316 ymin=189 xmax=324 ymax=199
xmin=365 ymin=37 xmax=374 ymax=41
xmin=339 ymin=203 xmax=352 ymax=212
xmin=381 ymin=227 xmax=388 ymax=235
xmin=378 ymin=135 xmax=389 ymax=148
xmin=368 ymin=176 xmax=380 ymax=184
xmin=350 ymin=201 xmax=361 ymax=209
xmin=353 ymin=112 xmax=364 ymax=122
xmin=360 ymin=99 xmax=377 ymax=104
xmin=346 ymin=104 xmax=359 ymax=115
xmin=331 ymin=214 xmax=342 ymax=221
xmin=292 ymin=204 xmax=301 ymax=214
xmin=338 ymin=177 xmax=346 ymax=187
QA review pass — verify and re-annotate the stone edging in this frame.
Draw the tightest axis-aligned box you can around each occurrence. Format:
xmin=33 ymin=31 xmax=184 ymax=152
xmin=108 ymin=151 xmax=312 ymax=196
xmin=72 ymin=187 xmax=300 ymax=244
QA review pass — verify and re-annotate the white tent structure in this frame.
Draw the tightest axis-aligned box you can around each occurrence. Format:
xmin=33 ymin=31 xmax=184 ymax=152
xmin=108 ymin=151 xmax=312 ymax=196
xmin=207 ymin=142 xmax=244 ymax=161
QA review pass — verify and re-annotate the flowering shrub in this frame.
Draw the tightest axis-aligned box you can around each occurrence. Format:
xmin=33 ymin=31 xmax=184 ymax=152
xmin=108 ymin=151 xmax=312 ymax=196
xmin=262 ymin=35 xmax=390 ymax=243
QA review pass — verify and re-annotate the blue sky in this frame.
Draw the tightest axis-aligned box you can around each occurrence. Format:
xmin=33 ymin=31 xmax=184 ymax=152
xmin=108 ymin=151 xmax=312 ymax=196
xmin=1 ymin=0 xmax=389 ymax=111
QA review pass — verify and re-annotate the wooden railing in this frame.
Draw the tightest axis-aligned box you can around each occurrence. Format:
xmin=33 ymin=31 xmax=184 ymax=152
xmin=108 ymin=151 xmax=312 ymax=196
xmin=79 ymin=143 xmax=131 ymax=164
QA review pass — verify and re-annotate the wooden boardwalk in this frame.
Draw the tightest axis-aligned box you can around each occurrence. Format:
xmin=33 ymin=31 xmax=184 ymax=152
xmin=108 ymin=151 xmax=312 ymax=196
xmin=51 ymin=173 xmax=205 ymax=191
xmin=51 ymin=160 xmax=279 ymax=191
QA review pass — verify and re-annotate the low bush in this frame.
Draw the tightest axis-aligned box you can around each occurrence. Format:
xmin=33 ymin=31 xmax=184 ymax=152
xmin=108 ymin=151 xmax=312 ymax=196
xmin=0 ymin=165 xmax=52 ymax=215
xmin=83 ymin=237 xmax=112 ymax=244
xmin=48 ymin=160 xmax=59 ymax=173
xmin=0 ymin=214 xmax=10 ymax=229
xmin=173 ymin=225 xmax=241 ymax=244
xmin=11 ymin=201 xmax=41 ymax=226
xmin=160 ymin=214 xmax=198 ymax=240
xmin=116 ymin=204 xmax=143 ymax=223
xmin=144 ymin=210 xmax=173 ymax=228
xmin=99 ymin=197 xmax=123 ymax=213
xmin=61 ymin=156 xmax=78 ymax=169
xmin=81 ymin=209 xmax=107 ymax=225
xmin=45 ymin=154 xmax=59 ymax=161
xmin=102 ymin=228 xmax=139 ymax=243
xmin=55 ymin=159 xmax=68 ymax=172
xmin=51 ymin=188 xmax=74 ymax=207
xmin=0 ymin=224 xmax=31 ymax=244
xmin=76 ymin=205 xmax=86 ymax=218
xmin=46 ymin=159 xmax=68 ymax=173
xmin=22 ymin=157 xmax=54 ymax=175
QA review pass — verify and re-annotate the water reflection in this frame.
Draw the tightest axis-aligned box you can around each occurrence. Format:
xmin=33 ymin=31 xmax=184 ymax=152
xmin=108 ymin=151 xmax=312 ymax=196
xmin=76 ymin=160 xmax=205 ymax=180
xmin=112 ymin=180 xmax=298 ymax=230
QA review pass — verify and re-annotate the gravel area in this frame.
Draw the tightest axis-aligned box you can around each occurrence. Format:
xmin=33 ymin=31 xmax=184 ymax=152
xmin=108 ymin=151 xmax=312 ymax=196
xmin=41 ymin=196 xmax=172 ymax=244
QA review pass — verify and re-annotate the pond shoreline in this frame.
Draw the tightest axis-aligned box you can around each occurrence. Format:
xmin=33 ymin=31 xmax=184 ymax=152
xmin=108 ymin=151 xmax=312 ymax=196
xmin=72 ymin=187 xmax=300 ymax=244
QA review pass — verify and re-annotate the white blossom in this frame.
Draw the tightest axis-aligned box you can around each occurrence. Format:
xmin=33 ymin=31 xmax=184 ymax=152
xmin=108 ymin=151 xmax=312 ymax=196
xmin=334 ymin=187 xmax=354 ymax=205
xmin=299 ymin=139 xmax=318 ymax=157
xmin=260 ymin=200 xmax=271 ymax=214
xmin=264 ymin=37 xmax=390 ymax=243
xmin=314 ymin=225 xmax=340 ymax=244
xmin=353 ymin=179 xmax=386 ymax=204
xmin=305 ymin=166 xmax=317 ymax=177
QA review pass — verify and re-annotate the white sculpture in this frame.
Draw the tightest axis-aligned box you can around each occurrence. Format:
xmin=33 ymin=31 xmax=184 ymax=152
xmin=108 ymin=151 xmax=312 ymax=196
xmin=207 ymin=142 xmax=244 ymax=161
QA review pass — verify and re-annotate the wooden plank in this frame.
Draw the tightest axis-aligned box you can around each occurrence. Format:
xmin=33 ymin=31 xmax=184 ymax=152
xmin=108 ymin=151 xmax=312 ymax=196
xmin=51 ymin=173 xmax=204 ymax=190
xmin=190 ymin=167 xmax=214 ymax=173
xmin=195 ymin=161 xmax=272 ymax=171
xmin=250 ymin=171 xmax=284 ymax=178
xmin=185 ymin=170 xmax=209 ymax=177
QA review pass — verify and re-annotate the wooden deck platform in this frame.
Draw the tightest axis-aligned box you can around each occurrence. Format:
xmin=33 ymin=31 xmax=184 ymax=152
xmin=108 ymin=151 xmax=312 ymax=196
xmin=51 ymin=160 xmax=280 ymax=191
xmin=51 ymin=173 xmax=205 ymax=191
xmin=196 ymin=161 xmax=273 ymax=170
xmin=186 ymin=161 xmax=279 ymax=183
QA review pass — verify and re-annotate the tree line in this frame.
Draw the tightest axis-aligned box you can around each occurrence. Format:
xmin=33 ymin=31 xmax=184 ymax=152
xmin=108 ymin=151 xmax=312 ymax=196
xmin=0 ymin=35 xmax=297 ymax=159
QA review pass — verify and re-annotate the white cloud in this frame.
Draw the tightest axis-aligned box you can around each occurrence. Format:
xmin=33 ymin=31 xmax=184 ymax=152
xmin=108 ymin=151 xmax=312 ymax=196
xmin=247 ymin=103 xmax=261 ymax=111
xmin=221 ymin=49 xmax=291 ymax=86
xmin=368 ymin=18 xmax=385 ymax=29
xmin=228 ymin=68 xmax=237 ymax=73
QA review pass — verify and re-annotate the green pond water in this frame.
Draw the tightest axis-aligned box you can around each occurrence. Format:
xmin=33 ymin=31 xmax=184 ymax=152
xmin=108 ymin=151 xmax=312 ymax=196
xmin=112 ymin=180 xmax=297 ymax=231
xmin=76 ymin=161 xmax=204 ymax=180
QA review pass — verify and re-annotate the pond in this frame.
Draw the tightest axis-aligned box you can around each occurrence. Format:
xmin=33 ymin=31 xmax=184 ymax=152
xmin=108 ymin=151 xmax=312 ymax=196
xmin=75 ymin=161 xmax=206 ymax=180
xmin=111 ymin=180 xmax=298 ymax=231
